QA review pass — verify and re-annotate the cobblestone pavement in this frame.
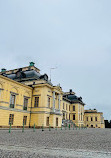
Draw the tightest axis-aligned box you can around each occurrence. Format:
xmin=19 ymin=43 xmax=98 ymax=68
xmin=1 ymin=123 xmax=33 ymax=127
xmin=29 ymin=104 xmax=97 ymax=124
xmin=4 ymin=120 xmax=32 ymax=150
xmin=0 ymin=128 xmax=111 ymax=158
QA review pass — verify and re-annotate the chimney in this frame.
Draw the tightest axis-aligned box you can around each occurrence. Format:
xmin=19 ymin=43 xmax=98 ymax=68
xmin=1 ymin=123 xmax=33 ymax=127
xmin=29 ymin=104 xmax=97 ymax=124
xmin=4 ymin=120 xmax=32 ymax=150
xmin=69 ymin=89 xmax=72 ymax=93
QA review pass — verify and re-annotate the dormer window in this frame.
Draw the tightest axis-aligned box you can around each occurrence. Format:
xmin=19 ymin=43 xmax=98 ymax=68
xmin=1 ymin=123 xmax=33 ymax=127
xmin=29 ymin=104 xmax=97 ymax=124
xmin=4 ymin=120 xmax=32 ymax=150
xmin=16 ymin=71 xmax=21 ymax=78
xmin=40 ymin=74 xmax=48 ymax=81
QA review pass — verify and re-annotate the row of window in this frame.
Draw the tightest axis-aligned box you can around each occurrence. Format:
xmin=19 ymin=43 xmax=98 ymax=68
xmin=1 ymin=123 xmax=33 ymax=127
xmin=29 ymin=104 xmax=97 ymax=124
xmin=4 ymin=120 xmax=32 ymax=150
xmin=10 ymin=95 xmax=60 ymax=109
xmin=9 ymin=114 xmax=59 ymax=127
xmin=63 ymin=114 xmax=84 ymax=121
xmin=79 ymin=114 xmax=83 ymax=121
xmin=63 ymin=113 xmax=75 ymax=120
xmin=34 ymin=97 xmax=60 ymax=109
xmin=86 ymin=117 xmax=98 ymax=121
xmin=34 ymin=97 xmax=50 ymax=108
xmin=10 ymin=94 xmax=40 ymax=110
xmin=46 ymin=117 xmax=58 ymax=126
xmin=9 ymin=94 xmax=81 ymax=112
xmin=10 ymin=94 xmax=29 ymax=110
xmin=63 ymin=104 xmax=76 ymax=111
xmin=9 ymin=114 xmax=27 ymax=125
xmin=63 ymin=104 xmax=84 ymax=112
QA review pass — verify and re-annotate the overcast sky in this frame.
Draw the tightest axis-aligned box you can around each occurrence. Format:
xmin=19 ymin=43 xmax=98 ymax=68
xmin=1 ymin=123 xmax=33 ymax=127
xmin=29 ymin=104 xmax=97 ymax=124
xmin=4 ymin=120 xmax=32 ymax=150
xmin=0 ymin=0 xmax=111 ymax=120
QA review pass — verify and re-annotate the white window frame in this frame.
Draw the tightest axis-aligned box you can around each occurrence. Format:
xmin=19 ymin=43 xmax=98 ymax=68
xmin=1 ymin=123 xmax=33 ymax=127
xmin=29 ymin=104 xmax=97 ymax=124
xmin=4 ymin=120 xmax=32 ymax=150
xmin=23 ymin=97 xmax=28 ymax=110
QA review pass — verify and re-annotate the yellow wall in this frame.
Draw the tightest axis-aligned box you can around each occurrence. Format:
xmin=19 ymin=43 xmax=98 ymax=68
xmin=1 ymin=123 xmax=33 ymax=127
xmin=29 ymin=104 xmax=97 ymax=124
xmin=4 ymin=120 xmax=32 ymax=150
xmin=30 ymin=84 xmax=63 ymax=128
xmin=84 ymin=112 xmax=105 ymax=128
xmin=0 ymin=75 xmax=32 ymax=127
xmin=62 ymin=100 xmax=70 ymax=120
xmin=0 ymin=109 xmax=30 ymax=127
xmin=62 ymin=101 xmax=84 ymax=127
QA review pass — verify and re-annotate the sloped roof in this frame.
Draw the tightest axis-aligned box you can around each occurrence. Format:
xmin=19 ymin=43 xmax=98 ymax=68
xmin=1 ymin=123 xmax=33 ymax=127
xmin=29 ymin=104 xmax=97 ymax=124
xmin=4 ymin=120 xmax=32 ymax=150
xmin=63 ymin=91 xmax=85 ymax=105
xmin=2 ymin=68 xmax=53 ymax=86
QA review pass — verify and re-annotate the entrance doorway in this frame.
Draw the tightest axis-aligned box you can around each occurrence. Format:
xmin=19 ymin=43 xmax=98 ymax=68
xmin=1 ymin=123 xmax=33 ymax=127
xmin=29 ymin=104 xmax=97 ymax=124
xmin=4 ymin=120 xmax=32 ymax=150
xmin=46 ymin=117 xmax=49 ymax=126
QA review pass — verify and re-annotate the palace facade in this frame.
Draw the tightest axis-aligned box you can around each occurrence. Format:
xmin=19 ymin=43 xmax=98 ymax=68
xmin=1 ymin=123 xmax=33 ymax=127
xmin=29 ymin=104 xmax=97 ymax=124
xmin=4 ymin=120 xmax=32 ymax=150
xmin=0 ymin=62 xmax=105 ymax=128
xmin=84 ymin=109 xmax=105 ymax=128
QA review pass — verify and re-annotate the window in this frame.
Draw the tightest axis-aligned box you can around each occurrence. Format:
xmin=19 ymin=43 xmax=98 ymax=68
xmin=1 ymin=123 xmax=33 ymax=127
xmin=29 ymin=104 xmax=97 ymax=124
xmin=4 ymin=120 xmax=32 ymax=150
xmin=34 ymin=97 xmax=39 ymax=107
xmin=23 ymin=116 xmax=27 ymax=125
xmin=69 ymin=114 xmax=70 ymax=120
xmin=66 ymin=104 xmax=67 ymax=110
xmin=73 ymin=114 xmax=75 ymax=120
xmin=73 ymin=105 xmax=75 ymax=111
xmin=87 ymin=117 xmax=88 ymax=121
xmin=9 ymin=114 xmax=14 ymax=125
xmin=91 ymin=117 xmax=93 ymax=121
xmin=63 ymin=103 xmax=64 ymax=109
xmin=46 ymin=117 xmax=49 ymax=126
xmin=10 ymin=94 xmax=16 ymax=108
xmin=48 ymin=97 xmax=50 ymax=108
xmin=69 ymin=105 xmax=70 ymax=111
xmin=58 ymin=97 xmax=60 ymax=109
xmin=56 ymin=118 xmax=58 ymax=126
xmin=23 ymin=98 xmax=28 ymax=110
xmin=95 ymin=117 xmax=97 ymax=121
xmin=66 ymin=114 xmax=67 ymax=119
xmin=81 ymin=114 xmax=82 ymax=121
xmin=63 ymin=113 xmax=65 ymax=120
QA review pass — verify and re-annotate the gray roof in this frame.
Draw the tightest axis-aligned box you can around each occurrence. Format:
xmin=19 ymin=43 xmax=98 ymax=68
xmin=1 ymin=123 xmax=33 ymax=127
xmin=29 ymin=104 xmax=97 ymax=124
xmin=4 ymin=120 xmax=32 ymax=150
xmin=63 ymin=94 xmax=85 ymax=105
xmin=3 ymin=69 xmax=53 ymax=86
xmin=6 ymin=70 xmax=40 ymax=80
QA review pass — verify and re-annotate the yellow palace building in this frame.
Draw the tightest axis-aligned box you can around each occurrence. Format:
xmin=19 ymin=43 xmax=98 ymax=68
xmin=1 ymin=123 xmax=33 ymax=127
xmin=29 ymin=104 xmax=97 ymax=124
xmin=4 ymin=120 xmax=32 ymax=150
xmin=0 ymin=62 xmax=105 ymax=128
xmin=84 ymin=109 xmax=105 ymax=128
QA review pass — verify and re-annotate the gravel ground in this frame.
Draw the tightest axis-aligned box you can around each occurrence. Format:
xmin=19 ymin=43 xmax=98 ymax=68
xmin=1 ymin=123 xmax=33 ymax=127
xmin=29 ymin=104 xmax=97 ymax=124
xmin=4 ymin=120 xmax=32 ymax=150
xmin=0 ymin=128 xmax=111 ymax=158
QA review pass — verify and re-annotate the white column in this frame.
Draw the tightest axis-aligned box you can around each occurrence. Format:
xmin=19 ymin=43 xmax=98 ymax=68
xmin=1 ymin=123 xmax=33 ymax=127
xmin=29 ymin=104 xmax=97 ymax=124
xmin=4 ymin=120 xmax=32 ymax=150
xmin=58 ymin=94 xmax=60 ymax=110
xmin=53 ymin=91 xmax=55 ymax=109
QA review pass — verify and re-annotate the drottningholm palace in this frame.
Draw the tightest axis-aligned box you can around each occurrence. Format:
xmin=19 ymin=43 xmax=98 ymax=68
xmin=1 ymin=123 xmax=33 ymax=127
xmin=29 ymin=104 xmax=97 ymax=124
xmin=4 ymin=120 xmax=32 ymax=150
xmin=0 ymin=62 xmax=105 ymax=128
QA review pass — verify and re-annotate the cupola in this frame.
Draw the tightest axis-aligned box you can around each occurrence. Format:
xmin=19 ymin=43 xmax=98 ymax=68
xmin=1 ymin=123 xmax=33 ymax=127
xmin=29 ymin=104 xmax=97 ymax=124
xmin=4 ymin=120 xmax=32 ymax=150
xmin=29 ymin=62 xmax=35 ymax=67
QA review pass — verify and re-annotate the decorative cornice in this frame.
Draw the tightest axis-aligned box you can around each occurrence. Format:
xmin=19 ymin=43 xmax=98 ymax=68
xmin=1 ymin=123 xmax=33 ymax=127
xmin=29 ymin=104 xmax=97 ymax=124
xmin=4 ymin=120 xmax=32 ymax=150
xmin=10 ymin=91 xmax=19 ymax=95
xmin=31 ymin=107 xmax=51 ymax=109
xmin=0 ymin=106 xmax=30 ymax=113
xmin=0 ymin=75 xmax=32 ymax=90
xmin=33 ymin=94 xmax=41 ymax=97
xmin=23 ymin=95 xmax=30 ymax=99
